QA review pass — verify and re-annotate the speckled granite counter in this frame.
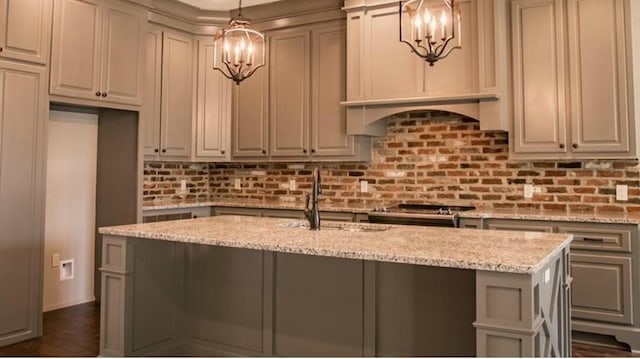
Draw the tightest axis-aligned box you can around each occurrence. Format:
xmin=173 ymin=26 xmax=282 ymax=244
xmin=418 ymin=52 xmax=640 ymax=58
xmin=99 ymin=215 xmax=571 ymax=274
xmin=144 ymin=198 xmax=640 ymax=224
xmin=460 ymin=207 xmax=640 ymax=224
xmin=142 ymin=198 xmax=373 ymax=213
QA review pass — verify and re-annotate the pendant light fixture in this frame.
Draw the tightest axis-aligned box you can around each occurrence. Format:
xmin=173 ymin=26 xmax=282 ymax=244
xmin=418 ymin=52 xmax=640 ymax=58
xmin=399 ymin=0 xmax=461 ymax=66
xmin=213 ymin=0 xmax=265 ymax=84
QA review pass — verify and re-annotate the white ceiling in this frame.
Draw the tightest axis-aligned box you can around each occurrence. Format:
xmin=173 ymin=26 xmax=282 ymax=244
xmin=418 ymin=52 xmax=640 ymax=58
xmin=175 ymin=0 xmax=281 ymax=11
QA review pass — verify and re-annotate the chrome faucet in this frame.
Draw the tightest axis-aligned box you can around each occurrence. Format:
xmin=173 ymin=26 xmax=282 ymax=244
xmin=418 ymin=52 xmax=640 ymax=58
xmin=304 ymin=167 xmax=321 ymax=230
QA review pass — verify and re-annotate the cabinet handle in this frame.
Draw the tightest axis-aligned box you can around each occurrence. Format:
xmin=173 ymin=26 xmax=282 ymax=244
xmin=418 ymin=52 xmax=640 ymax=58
xmin=101 ymin=92 xmax=107 ymax=97
xmin=162 ymin=149 xmax=167 ymax=153
xmin=154 ymin=149 xmax=159 ymax=153
xmin=95 ymin=91 xmax=101 ymax=97
xmin=572 ymin=143 xmax=578 ymax=149
xmin=303 ymin=149 xmax=307 ymax=154
xmin=262 ymin=150 xmax=266 ymax=155
xmin=221 ymin=150 xmax=226 ymax=155
xmin=559 ymin=143 xmax=565 ymax=149
xmin=582 ymin=237 xmax=604 ymax=242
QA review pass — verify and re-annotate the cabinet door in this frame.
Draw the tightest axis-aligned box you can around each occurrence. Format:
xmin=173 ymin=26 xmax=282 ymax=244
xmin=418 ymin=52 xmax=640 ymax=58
xmin=511 ymin=0 xmax=567 ymax=154
xmin=269 ymin=28 xmax=310 ymax=158
xmin=0 ymin=61 xmax=47 ymax=346
xmin=196 ymin=39 xmax=231 ymax=159
xmin=0 ymin=0 xmax=52 ymax=64
xmin=570 ymin=252 xmax=632 ymax=325
xmin=232 ymin=41 xmax=268 ymax=158
xmin=567 ymin=0 xmax=630 ymax=154
xmin=142 ymin=29 xmax=162 ymax=158
xmin=160 ymin=31 xmax=193 ymax=157
xmin=50 ymin=0 xmax=101 ymax=101
xmin=310 ymin=24 xmax=355 ymax=158
xmin=365 ymin=6 xmax=419 ymax=99
xmin=99 ymin=0 xmax=145 ymax=106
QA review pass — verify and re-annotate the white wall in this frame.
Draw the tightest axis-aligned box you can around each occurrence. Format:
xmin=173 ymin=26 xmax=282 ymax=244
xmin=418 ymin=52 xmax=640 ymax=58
xmin=43 ymin=110 xmax=98 ymax=312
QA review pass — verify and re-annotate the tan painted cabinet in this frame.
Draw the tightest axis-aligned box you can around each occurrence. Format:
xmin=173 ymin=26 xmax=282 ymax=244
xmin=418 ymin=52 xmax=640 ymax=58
xmin=511 ymin=0 xmax=635 ymax=158
xmin=0 ymin=60 xmax=47 ymax=346
xmin=0 ymin=0 xmax=52 ymax=65
xmin=231 ymin=40 xmax=269 ymax=159
xmin=233 ymin=21 xmax=363 ymax=161
xmin=195 ymin=38 xmax=232 ymax=160
xmin=142 ymin=26 xmax=194 ymax=159
xmin=50 ymin=0 xmax=145 ymax=107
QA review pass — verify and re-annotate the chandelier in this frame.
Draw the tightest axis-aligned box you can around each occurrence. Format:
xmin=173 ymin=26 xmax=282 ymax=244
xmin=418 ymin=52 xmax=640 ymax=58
xmin=213 ymin=0 xmax=265 ymax=85
xmin=399 ymin=0 xmax=461 ymax=66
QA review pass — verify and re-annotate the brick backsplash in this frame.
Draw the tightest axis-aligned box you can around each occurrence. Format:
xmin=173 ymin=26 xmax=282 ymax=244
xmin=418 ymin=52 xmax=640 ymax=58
xmin=143 ymin=162 xmax=209 ymax=202
xmin=145 ymin=111 xmax=640 ymax=213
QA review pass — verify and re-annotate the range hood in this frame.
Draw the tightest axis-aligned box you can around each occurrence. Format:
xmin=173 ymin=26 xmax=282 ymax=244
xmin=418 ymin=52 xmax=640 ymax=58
xmin=342 ymin=0 xmax=511 ymax=136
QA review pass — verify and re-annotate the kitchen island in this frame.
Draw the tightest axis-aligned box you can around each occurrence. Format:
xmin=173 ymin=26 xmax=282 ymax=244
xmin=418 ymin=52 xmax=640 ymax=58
xmin=98 ymin=216 xmax=572 ymax=357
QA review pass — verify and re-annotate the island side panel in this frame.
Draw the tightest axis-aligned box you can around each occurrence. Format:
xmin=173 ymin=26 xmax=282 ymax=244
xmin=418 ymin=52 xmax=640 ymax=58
xmin=272 ymin=252 xmax=365 ymax=357
xmin=373 ymin=262 xmax=476 ymax=356
xmin=100 ymin=236 xmax=183 ymax=357
xmin=474 ymin=248 xmax=570 ymax=357
xmin=185 ymin=245 xmax=266 ymax=356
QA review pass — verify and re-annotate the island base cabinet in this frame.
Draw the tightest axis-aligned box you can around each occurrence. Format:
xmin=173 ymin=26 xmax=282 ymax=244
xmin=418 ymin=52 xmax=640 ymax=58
xmin=99 ymin=237 xmax=570 ymax=357
xmin=474 ymin=248 xmax=571 ymax=357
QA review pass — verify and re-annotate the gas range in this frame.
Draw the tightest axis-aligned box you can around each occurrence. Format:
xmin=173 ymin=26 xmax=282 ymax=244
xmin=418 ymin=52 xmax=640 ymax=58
xmin=367 ymin=203 xmax=476 ymax=227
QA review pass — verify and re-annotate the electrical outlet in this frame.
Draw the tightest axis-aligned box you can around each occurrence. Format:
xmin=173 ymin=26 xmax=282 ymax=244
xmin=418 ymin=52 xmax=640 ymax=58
xmin=544 ymin=268 xmax=551 ymax=284
xmin=234 ymin=178 xmax=241 ymax=190
xmin=360 ymin=180 xmax=368 ymax=193
xmin=289 ymin=179 xmax=296 ymax=191
xmin=52 ymin=253 xmax=60 ymax=267
xmin=524 ymin=184 xmax=534 ymax=199
xmin=616 ymin=184 xmax=628 ymax=201
xmin=180 ymin=179 xmax=187 ymax=191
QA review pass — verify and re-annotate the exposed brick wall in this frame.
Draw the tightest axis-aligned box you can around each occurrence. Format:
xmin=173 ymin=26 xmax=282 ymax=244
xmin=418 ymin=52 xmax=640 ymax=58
xmin=143 ymin=162 xmax=209 ymax=202
xmin=145 ymin=111 xmax=640 ymax=213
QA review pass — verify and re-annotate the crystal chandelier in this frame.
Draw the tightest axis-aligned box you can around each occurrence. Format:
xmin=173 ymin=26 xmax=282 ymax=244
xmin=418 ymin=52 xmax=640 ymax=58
xmin=213 ymin=0 xmax=265 ymax=85
xmin=399 ymin=0 xmax=461 ymax=66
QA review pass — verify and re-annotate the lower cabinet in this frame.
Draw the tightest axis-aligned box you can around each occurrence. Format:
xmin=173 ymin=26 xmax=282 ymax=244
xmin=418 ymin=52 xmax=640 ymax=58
xmin=460 ymin=217 xmax=640 ymax=350
xmin=142 ymin=206 xmax=211 ymax=223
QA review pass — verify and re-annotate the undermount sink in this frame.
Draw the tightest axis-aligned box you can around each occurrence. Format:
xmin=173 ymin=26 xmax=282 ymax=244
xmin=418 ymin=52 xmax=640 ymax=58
xmin=279 ymin=221 xmax=392 ymax=232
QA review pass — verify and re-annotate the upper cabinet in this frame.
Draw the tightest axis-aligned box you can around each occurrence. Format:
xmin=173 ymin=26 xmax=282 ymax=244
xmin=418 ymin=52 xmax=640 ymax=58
xmin=195 ymin=38 xmax=232 ymax=160
xmin=342 ymin=0 xmax=510 ymax=134
xmin=0 ymin=0 xmax=53 ymax=65
xmin=142 ymin=26 xmax=194 ymax=159
xmin=233 ymin=20 xmax=368 ymax=161
xmin=50 ymin=0 xmax=146 ymax=107
xmin=511 ymin=0 xmax=636 ymax=159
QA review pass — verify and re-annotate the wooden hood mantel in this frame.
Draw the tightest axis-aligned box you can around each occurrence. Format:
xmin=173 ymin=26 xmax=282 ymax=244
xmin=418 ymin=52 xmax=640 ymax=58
xmin=342 ymin=0 xmax=510 ymax=136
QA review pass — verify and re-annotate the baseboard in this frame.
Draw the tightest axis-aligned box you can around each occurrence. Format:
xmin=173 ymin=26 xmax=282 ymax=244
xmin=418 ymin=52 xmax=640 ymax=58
xmin=43 ymin=296 xmax=96 ymax=312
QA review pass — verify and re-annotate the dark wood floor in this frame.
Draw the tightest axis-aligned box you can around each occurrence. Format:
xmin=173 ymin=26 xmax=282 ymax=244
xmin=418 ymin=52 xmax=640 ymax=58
xmin=0 ymin=301 xmax=634 ymax=357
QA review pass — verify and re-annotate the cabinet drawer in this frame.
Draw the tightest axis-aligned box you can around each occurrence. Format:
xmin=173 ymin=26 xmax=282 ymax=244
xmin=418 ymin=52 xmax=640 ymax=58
xmin=570 ymin=252 xmax=632 ymax=325
xmin=558 ymin=225 xmax=631 ymax=253
xmin=486 ymin=220 xmax=555 ymax=232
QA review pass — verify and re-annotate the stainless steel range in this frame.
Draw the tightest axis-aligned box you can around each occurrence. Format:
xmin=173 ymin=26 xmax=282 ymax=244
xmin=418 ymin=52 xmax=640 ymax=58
xmin=367 ymin=204 xmax=476 ymax=227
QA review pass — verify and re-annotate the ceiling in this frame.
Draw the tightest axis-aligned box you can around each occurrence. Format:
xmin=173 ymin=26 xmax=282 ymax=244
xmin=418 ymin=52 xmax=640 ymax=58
xmin=175 ymin=0 xmax=281 ymax=11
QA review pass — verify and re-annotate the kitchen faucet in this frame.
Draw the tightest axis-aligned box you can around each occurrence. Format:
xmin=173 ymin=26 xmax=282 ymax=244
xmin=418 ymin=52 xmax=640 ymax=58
xmin=304 ymin=167 xmax=321 ymax=230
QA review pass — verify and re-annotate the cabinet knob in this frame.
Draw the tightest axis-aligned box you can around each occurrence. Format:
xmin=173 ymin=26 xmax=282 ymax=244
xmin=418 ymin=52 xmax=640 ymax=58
xmin=192 ymin=215 xmax=198 ymax=219
xmin=311 ymin=149 xmax=316 ymax=153
xmin=162 ymin=149 xmax=167 ymax=153
xmin=154 ymin=149 xmax=159 ymax=153
xmin=0 ymin=47 xmax=3 ymax=52
xmin=559 ymin=143 xmax=565 ymax=149
xmin=101 ymin=92 xmax=107 ymax=97
xmin=262 ymin=150 xmax=266 ymax=155
xmin=95 ymin=91 xmax=101 ymax=97
xmin=303 ymin=149 xmax=307 ymax=154
xmin=221 ymin=150 xmax=226 ymax=155
xmin=572 ymin=143 xmax=578 ymax=149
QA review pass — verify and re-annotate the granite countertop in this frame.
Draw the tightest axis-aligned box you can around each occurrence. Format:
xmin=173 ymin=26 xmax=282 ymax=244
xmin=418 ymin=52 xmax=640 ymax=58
xmin=460 ymin=208 xmax=640 ymax=225
xmin=143 ymin=198 xmax=640 ymax=224
xmin=143 ymin=198 xmax=373 ymax=213
xmin=99 ymin=215 xmax=571 ymax=275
